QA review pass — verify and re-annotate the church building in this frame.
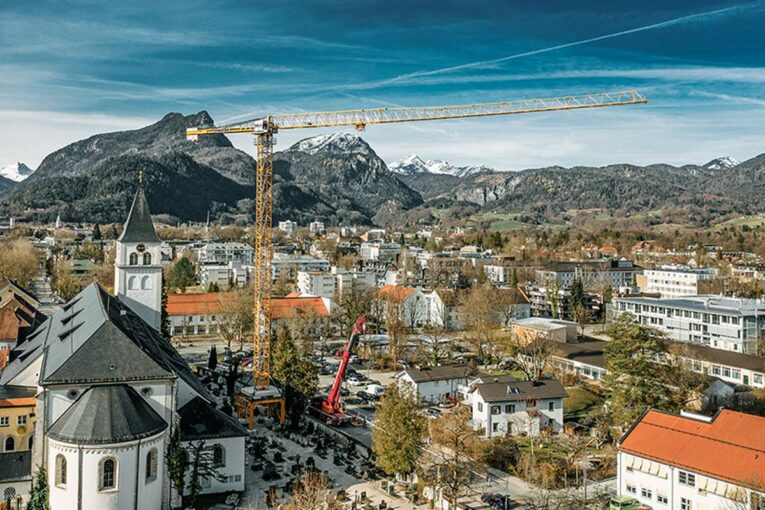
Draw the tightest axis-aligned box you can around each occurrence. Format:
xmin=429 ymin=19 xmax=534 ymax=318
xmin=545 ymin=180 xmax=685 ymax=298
xmin=0 ymin=183 xmax=246 ymax=509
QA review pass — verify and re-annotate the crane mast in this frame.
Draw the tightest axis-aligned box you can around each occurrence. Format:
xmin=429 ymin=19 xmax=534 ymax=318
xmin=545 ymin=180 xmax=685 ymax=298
xmin=187 ymin=90 xmax=647 ymax=397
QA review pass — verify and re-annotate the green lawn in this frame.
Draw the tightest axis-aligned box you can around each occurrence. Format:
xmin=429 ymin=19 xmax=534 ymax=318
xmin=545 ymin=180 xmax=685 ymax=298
xmin=563 ymin=386 xmax=605 ymax=421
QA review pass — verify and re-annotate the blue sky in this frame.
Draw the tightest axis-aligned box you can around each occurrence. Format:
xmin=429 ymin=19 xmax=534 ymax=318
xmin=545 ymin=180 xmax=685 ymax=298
xmin=2 ymin=0 xmax=765 ymax=170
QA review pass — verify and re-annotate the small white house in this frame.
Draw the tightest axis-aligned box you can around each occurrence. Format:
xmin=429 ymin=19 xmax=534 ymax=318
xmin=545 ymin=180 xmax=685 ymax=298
xmin=470 ymin=379 xmax=567 ymax=438
xmin=397 ymin=365 xmax=477 ymax=405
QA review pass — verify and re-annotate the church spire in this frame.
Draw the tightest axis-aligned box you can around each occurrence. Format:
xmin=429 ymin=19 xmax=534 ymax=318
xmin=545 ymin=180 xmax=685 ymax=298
xmin=118 ymin=174 xmax=160 ymax=243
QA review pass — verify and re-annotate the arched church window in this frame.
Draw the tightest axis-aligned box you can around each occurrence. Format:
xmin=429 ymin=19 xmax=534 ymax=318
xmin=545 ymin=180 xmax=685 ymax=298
xmin=141 ymin=276 xmax=152 ymax=290
xmin=145 ymin=448 xmax=158 ymax=483
xmin=143 ymin=253 xmax=152 ymax=265
xmin=99 ymin=457 xmax=117 ymax=491
xmin=4 ymin=437 xmax=14 ymax=452
xmin=55 ymin=454 xmax=67 ymax=487
xmin=129 ymin=253 xmax=138 ymax=265
xmin=128 ymin=276 xmax=137 ymax=290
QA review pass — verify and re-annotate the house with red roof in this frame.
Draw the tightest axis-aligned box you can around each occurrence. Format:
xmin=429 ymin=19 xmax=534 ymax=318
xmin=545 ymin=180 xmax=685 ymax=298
xmin=617 ymin=408 xmax=765 ymax=509
xmin=376 ymin=284 xmax=428 ymax=328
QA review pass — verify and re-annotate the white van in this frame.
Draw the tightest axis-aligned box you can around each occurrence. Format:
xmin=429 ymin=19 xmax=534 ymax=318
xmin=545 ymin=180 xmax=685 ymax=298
xmin=366 ymin=384 xmax=386 ymax=397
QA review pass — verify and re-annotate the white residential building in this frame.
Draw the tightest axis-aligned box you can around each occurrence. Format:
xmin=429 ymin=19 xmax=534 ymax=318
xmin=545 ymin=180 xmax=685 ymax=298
xmin=377 ymin=285 xmax=429 ymax=327
xmin=309 ymin=221 xmax=325 ymax=234
xmin=200 ymin=261 xmax=251 ymax=289
xmin=278 ymin=220 xmax=298 ymax=235
xmin=611 ymin=295 xmax=765 ymax=353
xmin=360 ymin=241 xmax=400 ymax=261
xmin=194 ymin=242 xmax=254 ymax=265
xmin=271 ymin=253 xmax=330 ymax=281
xmin=427 ymin=289 xmax=461 ymax=330
xmin=297 ymin=271 xmax=336 ymax=299
xmin=641 ymin=265 xmax=718 ymax=298
xmin=617 ymin=409 xmax=765 ymax=510
xmin=537 ymin=259 xmax=643 ymax=289
xmin=396 ymin=365 xmax=476 ymax=405
xmin=332 ymin=267 xmax=376 ymax=295
xmin=469 ymin=378 xmax=567 ymax=438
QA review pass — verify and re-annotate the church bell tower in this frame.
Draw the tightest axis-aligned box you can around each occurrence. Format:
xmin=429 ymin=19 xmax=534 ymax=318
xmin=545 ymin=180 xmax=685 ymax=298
xmin=114 ymin=173 xmax=163 ymax=331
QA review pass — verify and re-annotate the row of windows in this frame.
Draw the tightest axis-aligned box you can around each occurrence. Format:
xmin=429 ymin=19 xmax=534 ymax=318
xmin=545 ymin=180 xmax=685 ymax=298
xmin=128 ymin=253 xmax=152 ymax=266
xmin=479 ymin=401 xmax=555 ymax=414
xmin=54 ymin=444 xmax=227 ymax=492
xmin=619 ymin=303 xmax=741 ymax=325
xmin=0 ymin=415 xmax=27 ymax=427
xmin=55 ymin=449 xmax=160 ymax=491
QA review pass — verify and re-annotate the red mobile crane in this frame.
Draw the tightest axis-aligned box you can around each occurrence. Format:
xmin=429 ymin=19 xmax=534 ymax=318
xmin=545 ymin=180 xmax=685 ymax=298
xmin=320 ymin=313 xmax=366 ymax=425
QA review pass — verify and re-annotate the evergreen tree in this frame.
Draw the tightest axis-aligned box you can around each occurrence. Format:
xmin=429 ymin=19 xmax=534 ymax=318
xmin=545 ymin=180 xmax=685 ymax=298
xmin=603 ymin=315 xmax=676 ymax=427
xmin=372 ymin=386 xmax=425 ymax=477
xmin=92 ymin=223 xmax=102 ymax=241
xmin=161 ymin=280 xmax=171 ymax=340
xmin=570 ymin=277 xmax=585 ymax=309
xmin=28 ymin=466 xmax=50 ymax=510
xmin=109 ymin=224 xmax=119 ymax=240
xmin=208 ymin=345 xmax=218 ymax=371
xmin=186 ymin=441 xmax=224 ymax=507
xmin=165 ymin=426 xmax=187 ymax=498
xmin=168 ymin=257 xmax=196 ymax=292
xmin=271 ymin=328 xmax=318 ymax=429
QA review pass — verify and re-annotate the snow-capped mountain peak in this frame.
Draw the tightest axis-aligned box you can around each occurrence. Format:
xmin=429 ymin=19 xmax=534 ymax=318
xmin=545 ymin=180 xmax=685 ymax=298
xmin=0 ymin=162 xmax=34 ymax=182
xmin=389 ymin=154 xmax=493 ymax=177
xmin=703 ymin=156 xmax=739 ymax=170
xmin=290 ymin=132 xmax=374 ymax=156
xmin=388 ymin=154 xmax=430 ymax=175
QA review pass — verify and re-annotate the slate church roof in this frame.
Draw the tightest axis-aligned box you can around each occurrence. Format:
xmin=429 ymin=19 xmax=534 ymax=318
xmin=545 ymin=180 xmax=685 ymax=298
xmin=118 ymin=186 xmax=160 ymax=243
xmin=48 ymin=384 xmax=167 ymax=445
xmin=0 ymin=283 xmax=211 ymax=402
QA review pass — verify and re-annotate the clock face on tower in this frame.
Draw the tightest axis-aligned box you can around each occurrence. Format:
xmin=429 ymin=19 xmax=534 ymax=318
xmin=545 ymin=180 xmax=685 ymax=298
xmin=136 ymin=244 xmax=146 ymax=253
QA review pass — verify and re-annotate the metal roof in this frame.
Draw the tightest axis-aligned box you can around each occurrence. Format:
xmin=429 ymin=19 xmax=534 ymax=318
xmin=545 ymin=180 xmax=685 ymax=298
xmin=48 ymin=384 xmax=167 ymax=445
xmin=177 ymin=396 xmax=247 ymax=441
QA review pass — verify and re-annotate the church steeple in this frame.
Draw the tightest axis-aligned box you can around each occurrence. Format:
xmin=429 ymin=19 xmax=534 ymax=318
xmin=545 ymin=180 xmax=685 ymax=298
xmin=119 ymin=178 xmax=160 ymax=243
xmin=114 ymin=174 xmax=163 ymax=331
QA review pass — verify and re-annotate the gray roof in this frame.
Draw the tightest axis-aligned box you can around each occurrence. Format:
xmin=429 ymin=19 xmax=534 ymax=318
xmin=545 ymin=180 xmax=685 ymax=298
xmin=118 ymin=186 xmax=160 ymax=243
xmin=614 ymin=295 xmax=765 ymax=316
xmin=178 ymin=396 xmax=247 ymax=441
xmin=553 ymin=341 xmax=607 ymax=369
xmin=402 ymin=364 xmax=477 ymax=383
xmin=0 ymin=385 xmax=35 ymax=400
xmin=48 ymin=384 xmax=167 ymax=445
xmin=0 ymin=451 xmax=31 ymax=483
xmin=1 ymin=283 xmax=212 ymax=401
xmin=473 ymin=379 xmax=568 ymax=403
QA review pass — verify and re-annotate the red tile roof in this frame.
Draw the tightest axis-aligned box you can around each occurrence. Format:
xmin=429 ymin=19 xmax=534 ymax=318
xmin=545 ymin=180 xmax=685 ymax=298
xmin=166 ymin=292 xmax=235 ymax=316
xmin=619 ymin=409 xmax=765 ymax=490
xmin=377 ymin=284 xmax=416 ymax=303
xmin=271 ymin=297 xmax=329 ymax=320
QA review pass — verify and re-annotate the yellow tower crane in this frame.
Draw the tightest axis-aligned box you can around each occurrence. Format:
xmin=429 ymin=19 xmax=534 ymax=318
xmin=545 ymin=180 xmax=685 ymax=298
xmin=187 ymin=89 xmax=647 ymax=410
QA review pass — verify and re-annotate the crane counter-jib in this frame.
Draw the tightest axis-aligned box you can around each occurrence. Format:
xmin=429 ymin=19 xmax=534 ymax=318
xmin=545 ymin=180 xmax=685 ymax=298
xmin=185 ymin=89 xmax=647 ymax=137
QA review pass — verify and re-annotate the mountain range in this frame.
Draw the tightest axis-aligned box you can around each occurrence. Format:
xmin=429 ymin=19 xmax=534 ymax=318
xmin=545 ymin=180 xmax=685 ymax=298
xmin=0 ymin=111 xmax=762 ymax=228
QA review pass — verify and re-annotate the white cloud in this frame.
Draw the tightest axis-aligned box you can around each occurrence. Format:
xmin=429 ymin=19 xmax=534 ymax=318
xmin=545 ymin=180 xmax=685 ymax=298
xmin=0 ymin=110 xmax=153 ymax=168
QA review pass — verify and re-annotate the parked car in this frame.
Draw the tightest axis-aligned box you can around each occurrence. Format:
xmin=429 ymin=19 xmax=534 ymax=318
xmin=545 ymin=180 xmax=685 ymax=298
xmin=349 ymin=355 xmax=361 ymax=364
xmin=608 ymin=496 xmax=647 ymax=510
xmin=346 ymin=376 xmax=365 ymax=386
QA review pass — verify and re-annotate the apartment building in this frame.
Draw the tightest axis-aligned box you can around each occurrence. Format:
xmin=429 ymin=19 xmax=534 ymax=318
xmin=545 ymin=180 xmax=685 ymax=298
xmin=611 ymin=295 xmax=765 ymax=353
xmin=641 ymin=265 xmax=718 ymax=298
xmin=297 ymin=270 xmax=336 ymax=299
xmin=309 ymin=221 xmax=325 ymax=234
xmin=271 ymin=253 xmax=330 ymax=281
xmin=332 ymin=267 xmax=377 ymax=295
xmin=617 ymin=409 xmax=765 ymax=510
xmin=536 ymin=259 xmax=643 ymax=289
xmin=360 ymin=241 xmax=401 ymax=261
xmin=194 ymin=242 xmax=255 ymax=265
xmin=200 ymin=261 xmax=251 ymax=289
xmin=278 ymin=220 xmax=298 ymax=235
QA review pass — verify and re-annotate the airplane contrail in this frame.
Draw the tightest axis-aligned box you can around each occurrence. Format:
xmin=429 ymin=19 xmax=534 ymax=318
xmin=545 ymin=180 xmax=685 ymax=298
xmin=380 ymin=1 xmax=764 ymax=85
